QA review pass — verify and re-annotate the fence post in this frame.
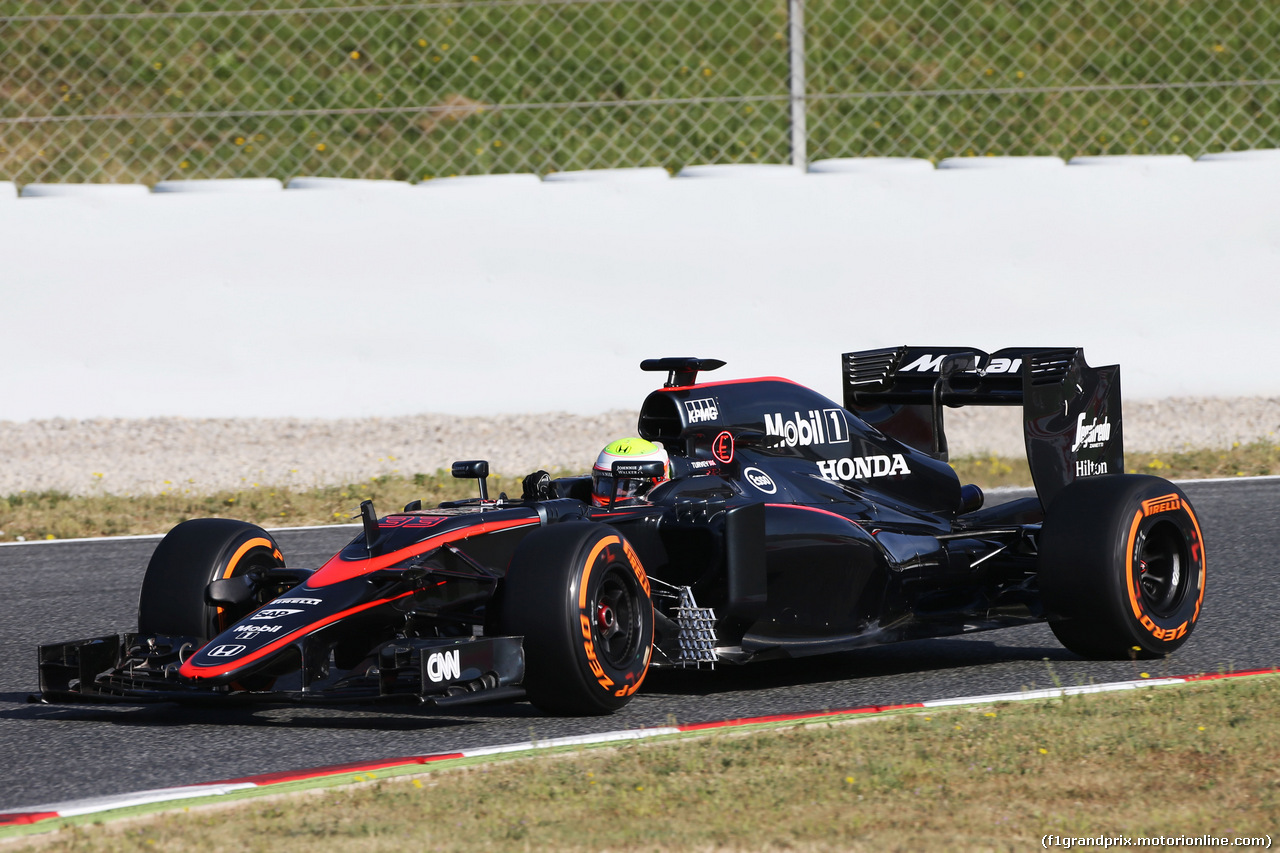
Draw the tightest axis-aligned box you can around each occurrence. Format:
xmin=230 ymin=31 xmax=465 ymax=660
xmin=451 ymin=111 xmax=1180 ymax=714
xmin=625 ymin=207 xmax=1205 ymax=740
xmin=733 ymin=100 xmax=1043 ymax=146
xmin=788 ymin=0 xmax=807 ymax=169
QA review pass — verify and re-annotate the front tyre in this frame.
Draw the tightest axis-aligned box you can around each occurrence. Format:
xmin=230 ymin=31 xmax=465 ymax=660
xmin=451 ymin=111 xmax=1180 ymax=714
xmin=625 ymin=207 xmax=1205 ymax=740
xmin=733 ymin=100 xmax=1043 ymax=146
xmin=499 ymin=523 xmax=654 ymax=715
xmin=137 ymin=518 xmax=285 ymax=642
xmin=1039 ymin=475 xmax=1206 ymax=659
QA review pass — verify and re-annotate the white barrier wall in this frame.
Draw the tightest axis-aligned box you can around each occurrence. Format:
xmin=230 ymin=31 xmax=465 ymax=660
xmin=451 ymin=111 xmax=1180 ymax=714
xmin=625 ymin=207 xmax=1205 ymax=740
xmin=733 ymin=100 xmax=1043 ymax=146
xmin=3 ymin=153 xmax=1279 ymax=420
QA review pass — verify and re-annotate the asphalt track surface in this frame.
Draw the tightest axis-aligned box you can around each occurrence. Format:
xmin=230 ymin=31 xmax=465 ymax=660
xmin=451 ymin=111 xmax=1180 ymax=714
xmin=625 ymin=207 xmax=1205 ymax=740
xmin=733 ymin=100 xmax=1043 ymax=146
xmin=2 ymin=479 xmax=1277 ymax=811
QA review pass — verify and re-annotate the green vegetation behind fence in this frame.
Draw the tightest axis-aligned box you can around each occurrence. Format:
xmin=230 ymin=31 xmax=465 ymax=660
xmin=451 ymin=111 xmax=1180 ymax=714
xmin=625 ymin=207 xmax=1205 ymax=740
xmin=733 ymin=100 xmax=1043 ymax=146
xmin=1 ymin=0 xmax=1277 ymax=185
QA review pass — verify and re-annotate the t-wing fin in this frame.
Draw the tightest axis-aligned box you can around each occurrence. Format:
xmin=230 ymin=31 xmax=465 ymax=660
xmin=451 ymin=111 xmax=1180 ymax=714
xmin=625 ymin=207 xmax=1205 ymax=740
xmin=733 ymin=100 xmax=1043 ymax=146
xmin=640 ymin=357 xmax=726 ymax=388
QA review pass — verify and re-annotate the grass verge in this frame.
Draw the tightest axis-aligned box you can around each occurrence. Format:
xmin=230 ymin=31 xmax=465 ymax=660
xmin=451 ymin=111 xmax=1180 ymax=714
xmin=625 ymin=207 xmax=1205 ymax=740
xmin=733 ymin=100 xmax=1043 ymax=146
xmin=10 ymin=675 xmax=1279 ymax=851
xmin=3 ymin=442 xmax=1278 ymax=543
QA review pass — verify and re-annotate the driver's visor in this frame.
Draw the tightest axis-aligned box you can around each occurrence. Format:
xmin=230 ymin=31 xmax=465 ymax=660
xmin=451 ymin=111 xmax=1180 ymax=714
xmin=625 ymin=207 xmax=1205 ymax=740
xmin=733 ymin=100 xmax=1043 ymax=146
xmin=590 ymin=470 xmax=648 ymax=506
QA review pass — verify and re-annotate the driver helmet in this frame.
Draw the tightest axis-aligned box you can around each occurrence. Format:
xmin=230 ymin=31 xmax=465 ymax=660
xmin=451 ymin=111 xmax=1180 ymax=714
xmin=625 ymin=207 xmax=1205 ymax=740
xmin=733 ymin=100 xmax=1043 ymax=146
xmin=591 ymin=437 xmax=670 ymax=507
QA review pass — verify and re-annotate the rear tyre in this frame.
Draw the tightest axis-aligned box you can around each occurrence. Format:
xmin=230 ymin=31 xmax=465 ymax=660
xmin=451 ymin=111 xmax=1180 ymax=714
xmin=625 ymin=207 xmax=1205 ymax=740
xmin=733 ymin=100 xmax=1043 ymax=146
xmin=137 ymin=518 xmax=285 ymax=643
xmin=1039 ymin=475 xmax=1206 ymax=659
xmin=499 ymin=522 xmax=654 ymax=715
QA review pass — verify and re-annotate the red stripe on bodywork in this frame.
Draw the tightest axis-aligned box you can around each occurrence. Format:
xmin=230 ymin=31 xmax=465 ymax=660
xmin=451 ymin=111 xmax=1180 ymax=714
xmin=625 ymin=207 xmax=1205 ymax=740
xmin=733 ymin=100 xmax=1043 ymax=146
xmin=766 ymin=503 xmax=862 ymax=526
xmin=178 ymin=590 xmax=416 ymax=680
xmin=309 ymin=517 xmax=540 ymax=587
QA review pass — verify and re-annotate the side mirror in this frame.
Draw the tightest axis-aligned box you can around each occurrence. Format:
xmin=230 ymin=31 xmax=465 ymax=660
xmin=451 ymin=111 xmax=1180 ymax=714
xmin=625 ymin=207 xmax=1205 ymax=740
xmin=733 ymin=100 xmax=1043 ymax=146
xmin=451 ymin=460 xmax=490 ymax=501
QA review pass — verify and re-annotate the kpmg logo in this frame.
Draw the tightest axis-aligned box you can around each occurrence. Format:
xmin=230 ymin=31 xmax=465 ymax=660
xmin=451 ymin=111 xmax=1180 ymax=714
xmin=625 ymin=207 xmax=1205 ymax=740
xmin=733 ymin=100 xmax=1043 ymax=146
xmin=684 ymin=398 xmax=720 ymax=424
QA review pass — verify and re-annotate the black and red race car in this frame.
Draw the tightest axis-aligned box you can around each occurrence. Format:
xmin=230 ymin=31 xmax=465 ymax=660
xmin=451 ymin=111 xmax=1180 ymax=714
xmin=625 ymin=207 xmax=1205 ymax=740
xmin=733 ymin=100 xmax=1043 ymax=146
xmin=38 ymin=348 xmax=1207 ymax=715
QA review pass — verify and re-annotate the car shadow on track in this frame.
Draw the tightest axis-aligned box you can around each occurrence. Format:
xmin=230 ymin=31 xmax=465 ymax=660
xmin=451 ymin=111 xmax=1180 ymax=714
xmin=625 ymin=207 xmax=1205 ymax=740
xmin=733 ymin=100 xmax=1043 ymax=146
xmin=0 ymin=692 xmax=543 ymax=730
xmin=642 ymin=636 xmax=1079 ymax=698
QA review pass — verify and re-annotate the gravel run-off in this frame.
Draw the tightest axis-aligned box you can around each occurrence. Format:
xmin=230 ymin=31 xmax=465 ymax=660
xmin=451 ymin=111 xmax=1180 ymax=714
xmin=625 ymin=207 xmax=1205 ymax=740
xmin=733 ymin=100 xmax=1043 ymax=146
xmin=4 ymin=398 xmax=1279 ymax=497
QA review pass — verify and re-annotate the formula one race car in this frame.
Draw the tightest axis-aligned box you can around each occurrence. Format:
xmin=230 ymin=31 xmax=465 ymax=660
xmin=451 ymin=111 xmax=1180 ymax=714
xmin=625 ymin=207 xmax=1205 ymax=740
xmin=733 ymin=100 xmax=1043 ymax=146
xmin=38 ymin=347 xmax=1207 ymax=715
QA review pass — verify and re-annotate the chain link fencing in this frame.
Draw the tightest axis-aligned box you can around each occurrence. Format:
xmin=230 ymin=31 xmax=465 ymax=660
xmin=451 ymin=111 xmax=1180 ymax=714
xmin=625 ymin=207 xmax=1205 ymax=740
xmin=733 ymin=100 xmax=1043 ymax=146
xmin=2 ymin=0 xmax=1277 ymax=186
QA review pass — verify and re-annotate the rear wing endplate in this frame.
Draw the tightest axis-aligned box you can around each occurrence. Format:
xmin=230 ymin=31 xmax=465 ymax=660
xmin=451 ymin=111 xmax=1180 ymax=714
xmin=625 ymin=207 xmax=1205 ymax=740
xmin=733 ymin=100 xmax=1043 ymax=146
xmin=842 ymin=346 xmax=1123 ymax=507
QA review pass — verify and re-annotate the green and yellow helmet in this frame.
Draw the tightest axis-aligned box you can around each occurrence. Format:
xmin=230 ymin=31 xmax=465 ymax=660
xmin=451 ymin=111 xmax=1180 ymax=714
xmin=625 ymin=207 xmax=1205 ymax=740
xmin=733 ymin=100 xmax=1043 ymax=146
xmin=591 ymin=437 xmax=670 ymax=507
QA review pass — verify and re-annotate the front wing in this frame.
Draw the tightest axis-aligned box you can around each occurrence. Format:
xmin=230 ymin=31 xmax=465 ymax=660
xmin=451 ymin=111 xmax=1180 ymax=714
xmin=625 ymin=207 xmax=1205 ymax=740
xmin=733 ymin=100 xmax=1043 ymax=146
xmin=36 ymin=633 xmax=527 ymax=708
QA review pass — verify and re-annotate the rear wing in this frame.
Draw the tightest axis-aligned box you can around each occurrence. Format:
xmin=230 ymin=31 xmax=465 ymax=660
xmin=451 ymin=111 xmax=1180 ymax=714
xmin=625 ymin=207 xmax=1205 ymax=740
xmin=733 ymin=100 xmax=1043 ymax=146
xmin=842 ymin=346 xmax=1123 ymax=507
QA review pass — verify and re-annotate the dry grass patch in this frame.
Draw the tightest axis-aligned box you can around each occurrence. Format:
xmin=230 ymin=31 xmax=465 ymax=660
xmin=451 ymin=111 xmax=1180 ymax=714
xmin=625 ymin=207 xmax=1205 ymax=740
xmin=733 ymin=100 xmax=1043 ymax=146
xmin=3 ymin=442 xmax=1279 ymax=543
xmin=0 ymin=471 xmax=529 ymax=543
xmin=14 ymin=676 xmax=1280 ymax=852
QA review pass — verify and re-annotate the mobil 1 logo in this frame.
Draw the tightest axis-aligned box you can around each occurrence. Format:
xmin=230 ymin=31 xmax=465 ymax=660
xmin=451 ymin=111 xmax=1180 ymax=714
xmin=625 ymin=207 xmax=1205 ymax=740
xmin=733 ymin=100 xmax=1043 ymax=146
xmin=764 ymin=408 xmax=849 ymax=448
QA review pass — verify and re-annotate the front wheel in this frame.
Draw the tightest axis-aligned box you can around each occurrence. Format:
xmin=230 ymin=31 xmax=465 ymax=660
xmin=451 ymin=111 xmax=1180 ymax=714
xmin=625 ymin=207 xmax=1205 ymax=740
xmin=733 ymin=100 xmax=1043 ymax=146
xmin=1039 ymin=475 xmax=1206 ymax=659
xmin=137 ymin=518 xmax=285 ymax=643
xmin=499 ymin=522 xmax=654 ymax=715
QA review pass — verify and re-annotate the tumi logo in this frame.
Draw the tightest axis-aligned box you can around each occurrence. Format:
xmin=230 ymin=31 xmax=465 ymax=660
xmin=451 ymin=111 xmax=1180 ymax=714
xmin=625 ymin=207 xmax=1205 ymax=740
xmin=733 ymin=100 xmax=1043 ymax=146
xmin=764 ymin=409 xmax=848 ymax=447
xmin=900 ymin=353 xmax=1022 ymax=375
xmin=684 ymin=398 xmax=719 ymax=424
xmin=426 ymin=649 xmax=461 ymax=683
xmin=817 ymin=454 xmax=911 ymax=481
xmin=207 ymin=644 xmax=245 ymax=657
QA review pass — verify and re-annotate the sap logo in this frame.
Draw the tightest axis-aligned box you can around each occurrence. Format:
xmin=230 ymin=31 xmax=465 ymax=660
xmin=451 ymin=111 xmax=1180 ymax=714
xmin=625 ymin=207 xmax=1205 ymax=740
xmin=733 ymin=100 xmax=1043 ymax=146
xmin=743 ymin=467 xmax=777 ymax=494
xmin=1071 ymin=413 xmax=1111 ymax=452
xmin=207 ymin=644 xmax=245 ymax=658
xmin=684 ymin=398 xmax=719 ymax=424
xmin=900 ymin=354 xmax=1022 ymax=374
xmin=426 ymin=649 xmax=461 ymax=683
xmin=817 ymin=454 xmax=911 ymax=481
xmin=233 ymin=624 xmax=283 ymax=640
xmin=764 ymin=409 xmax=848 ymax=447
xmin=1076 ymin=460 xmax=1108 ymax=477
xmin=251 ymin=609 xmax=302 ymax=620
xmin=275 ymin=597 xmax=322 ymax=606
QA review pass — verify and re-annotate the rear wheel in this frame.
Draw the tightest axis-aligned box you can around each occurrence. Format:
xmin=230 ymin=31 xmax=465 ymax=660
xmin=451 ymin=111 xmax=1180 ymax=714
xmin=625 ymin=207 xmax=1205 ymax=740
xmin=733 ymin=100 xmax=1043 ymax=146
xmin=137 ymin=518 xmax=285 ymax=643
xmin=499 ymin=523 xmax=654 ymax=715
xmin=1039 ymin=475 xmax=1206 ymax=659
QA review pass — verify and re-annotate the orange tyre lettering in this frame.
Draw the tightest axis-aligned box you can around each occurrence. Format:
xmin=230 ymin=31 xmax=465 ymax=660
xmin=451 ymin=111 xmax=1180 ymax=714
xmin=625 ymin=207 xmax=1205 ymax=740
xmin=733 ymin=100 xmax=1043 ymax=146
xmin=1141 ymin=494 xmax=1182 ymax=515
xmin=1126 ymin=496 xmax=1207 ymax=642
xmin=578 ymin=540 xmax=619 ymax=692
xmin=622 ymin=540 xmax=650 ymax=596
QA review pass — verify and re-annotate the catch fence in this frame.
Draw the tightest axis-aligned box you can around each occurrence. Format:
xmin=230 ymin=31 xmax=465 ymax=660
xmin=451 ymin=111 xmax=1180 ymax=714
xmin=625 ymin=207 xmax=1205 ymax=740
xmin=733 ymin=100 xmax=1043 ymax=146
xmin=1 ymin=0 xmax=1277 ymax=184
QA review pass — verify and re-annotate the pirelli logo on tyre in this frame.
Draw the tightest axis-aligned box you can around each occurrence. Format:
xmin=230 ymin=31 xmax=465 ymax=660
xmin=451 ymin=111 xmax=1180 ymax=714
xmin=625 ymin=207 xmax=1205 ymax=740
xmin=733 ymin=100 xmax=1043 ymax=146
xmin=1141 ymin=494 xmax=1182 ymax=516
xmin=576 ymin=534 xmax=651 ymax=701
